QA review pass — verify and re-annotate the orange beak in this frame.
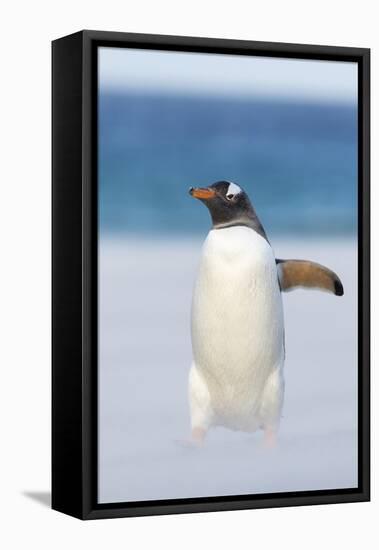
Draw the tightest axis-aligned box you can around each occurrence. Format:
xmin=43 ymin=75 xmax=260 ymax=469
xmin=189 ymin=187 xmax=216 ymax=200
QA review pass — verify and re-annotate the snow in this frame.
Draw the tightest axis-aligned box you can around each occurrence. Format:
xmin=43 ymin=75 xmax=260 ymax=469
xmin=98 ymin=236 xmax=358 ymax=503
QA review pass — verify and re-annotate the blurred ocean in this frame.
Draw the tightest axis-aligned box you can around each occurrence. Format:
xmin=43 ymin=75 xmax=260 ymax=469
xmin=99 ymin=92 xmax=357 ymax=237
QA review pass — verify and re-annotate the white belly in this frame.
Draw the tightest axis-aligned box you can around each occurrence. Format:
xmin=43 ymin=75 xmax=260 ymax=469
xmin=191 ymin=226 xmax=284 ymax=430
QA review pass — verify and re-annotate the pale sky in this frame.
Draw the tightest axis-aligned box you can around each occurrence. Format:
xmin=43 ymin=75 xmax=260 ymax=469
xmin=99 ymin=46 xmax=358 ymax=104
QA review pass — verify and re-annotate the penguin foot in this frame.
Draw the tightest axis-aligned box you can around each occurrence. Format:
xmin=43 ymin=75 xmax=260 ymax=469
xmin=174 ymin=427 xmax=207 ymax=449
xmin=191 ymin=426 xmax=206 ymax=445
xmin=263 ymin=428 xmax=277 ymax=449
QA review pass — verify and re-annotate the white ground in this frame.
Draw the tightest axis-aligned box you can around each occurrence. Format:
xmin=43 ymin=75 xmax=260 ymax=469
xmin=98 ymin=236 xmax=358 ymax=503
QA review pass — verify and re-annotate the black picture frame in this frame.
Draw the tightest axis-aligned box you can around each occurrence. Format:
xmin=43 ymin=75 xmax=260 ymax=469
xmin=52 ymin=30 xmax=370 ymax=520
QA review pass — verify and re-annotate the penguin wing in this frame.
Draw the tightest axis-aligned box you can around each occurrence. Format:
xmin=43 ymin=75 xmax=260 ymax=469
xmin=276 ymin=259 xmax=344 ymax=296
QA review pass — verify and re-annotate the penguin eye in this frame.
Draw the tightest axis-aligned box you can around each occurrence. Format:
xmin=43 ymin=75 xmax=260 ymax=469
xmin=226 ymin=194 xmax=234 ymax=201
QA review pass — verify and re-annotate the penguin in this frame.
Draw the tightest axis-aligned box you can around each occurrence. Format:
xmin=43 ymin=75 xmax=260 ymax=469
xmin=188 ymin=180 xmax=344 ymax=447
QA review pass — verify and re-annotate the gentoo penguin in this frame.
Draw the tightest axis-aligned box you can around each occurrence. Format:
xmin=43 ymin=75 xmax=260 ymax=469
xmin=188 ymin=180 xmax=343 ymax=447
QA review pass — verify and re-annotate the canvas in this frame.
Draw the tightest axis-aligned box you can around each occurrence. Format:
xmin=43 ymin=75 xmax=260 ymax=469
xmin=52 ymin=30 xmax=370 ymax=519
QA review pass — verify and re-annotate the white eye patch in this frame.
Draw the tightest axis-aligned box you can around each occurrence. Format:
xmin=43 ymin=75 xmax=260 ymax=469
xmin=226 ymin=182 xmax=242 ymax=198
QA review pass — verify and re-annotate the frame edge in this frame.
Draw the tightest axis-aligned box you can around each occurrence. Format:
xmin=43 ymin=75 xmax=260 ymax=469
xmin=52 ymin=30 xmax=86 ymax=520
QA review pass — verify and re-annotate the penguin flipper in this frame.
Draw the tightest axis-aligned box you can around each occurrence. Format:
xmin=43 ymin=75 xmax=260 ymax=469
xmin=276 ymin=259 xmax=344 ymax=296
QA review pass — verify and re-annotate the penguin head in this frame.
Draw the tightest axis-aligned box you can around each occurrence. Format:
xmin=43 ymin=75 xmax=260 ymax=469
xmin=189 ymin=180 xmax=268 ymax=240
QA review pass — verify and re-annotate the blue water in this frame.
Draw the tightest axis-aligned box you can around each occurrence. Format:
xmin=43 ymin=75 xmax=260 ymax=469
xmin=99 ymin=93 xmax=357 ymax=237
